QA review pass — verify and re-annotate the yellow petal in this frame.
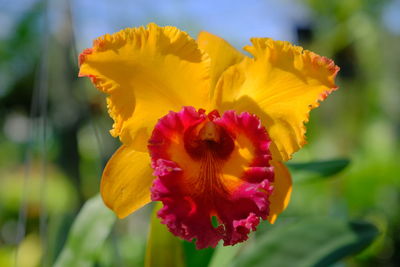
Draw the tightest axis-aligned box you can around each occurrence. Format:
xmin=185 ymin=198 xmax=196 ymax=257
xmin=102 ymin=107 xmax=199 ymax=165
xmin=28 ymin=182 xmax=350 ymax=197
xmin=100 ymin=145 xmax=154 ymax=218
xmin=215 ymin=38 xmax=339 ymax=161
xmin=267 ymin=160 xmax=292 ymax=224
xmin=79 ymin=23 xmax=211 ymax=151
xmin=197 ymin=31 xmax=244 ymax=92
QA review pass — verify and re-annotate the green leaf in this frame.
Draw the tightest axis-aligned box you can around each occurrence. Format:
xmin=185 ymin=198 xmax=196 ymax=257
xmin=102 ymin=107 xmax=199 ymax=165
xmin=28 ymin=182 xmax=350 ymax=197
xmin=208 ymin=243 xmax=242 ymax=267
xmin=183 ymin=240 xmax=214 ymax=267
xmin=233 ymin=218 xmax=379 ymax=267
xmin=145 ymin=202 xmax=185 ymax=267
xmin=54 ymin=195 xmax=116 ymax=267
xmin=287 ymin=159 xmax=350 ymax=182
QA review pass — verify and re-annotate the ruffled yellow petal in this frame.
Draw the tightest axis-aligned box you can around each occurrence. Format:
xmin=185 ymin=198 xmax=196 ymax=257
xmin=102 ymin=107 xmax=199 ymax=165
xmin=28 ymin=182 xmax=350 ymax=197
xmin=197 ymin=31 xmax=244 ymax=92
xmin=267 ymin=160 xmax=292 ymax=224
xmin=100 ymin=145 xmax=154 ymax=218
xmin=79 ymin=23 xmax=211 ymax=151
xmin=215 ymin=38 xmax=339 ymax=161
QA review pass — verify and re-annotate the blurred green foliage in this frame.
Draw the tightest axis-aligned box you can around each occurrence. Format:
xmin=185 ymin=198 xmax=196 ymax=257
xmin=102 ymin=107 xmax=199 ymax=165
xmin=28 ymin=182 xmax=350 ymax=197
xmin=0 ymin=0 xmax=399 ymax=266
xmin=144 ymin=202 xmax=185 ymax=267
xmin=54 ymin=195 xmax=115 ymax=267
xmin=234 ymin=218 xmax=378 ymax=267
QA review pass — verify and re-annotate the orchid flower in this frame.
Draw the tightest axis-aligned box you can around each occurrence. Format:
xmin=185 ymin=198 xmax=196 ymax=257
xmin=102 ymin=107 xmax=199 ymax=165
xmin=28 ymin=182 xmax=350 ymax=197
xmin=79 ymin=23 xmax=339 ymax=249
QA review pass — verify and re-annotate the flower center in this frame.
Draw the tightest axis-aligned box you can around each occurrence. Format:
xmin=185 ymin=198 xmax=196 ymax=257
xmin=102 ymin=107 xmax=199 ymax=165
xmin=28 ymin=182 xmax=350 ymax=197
xmin=183 ymin=111 xmax=235 ymax=160
xmin=149 ymin=107 xmax=274 ymax=249
xmin=183 ymin=111 xmax=235 ymax=198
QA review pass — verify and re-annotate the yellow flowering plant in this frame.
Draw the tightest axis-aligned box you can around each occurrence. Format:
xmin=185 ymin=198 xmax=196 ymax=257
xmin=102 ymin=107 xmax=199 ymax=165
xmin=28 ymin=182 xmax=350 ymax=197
xmin=79 ymin=23 xmax=339 ymax=249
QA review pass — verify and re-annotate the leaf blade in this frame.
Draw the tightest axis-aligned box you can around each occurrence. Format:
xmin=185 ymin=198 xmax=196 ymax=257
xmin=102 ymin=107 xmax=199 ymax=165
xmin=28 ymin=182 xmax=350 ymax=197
xmin=208 ymin=243 xmax=242 ymax=267
xmin=234 ymin=217 xmax=379 ymax=267
xmin=145 ymin=202 xmax=185 ymax=267
xmin=183 ymin=240 xmax=214 ymax=267
xmin=54 ymin=195 xmax=116 ymax=267
xmin=287 ymin=159 xmax=350 ymax=182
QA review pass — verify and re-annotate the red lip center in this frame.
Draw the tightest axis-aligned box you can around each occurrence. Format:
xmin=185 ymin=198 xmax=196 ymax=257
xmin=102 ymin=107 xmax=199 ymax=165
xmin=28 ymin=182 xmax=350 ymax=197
xmin=184 ymin=111 xmax=235 ymax=160
xmin=148 ymin=107 xmax=274 ymax=249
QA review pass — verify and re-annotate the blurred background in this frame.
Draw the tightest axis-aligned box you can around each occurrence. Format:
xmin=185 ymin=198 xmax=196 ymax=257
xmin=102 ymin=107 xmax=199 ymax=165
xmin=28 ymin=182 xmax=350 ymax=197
xmin=0 ymin=0 xmax=399 ymax=266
